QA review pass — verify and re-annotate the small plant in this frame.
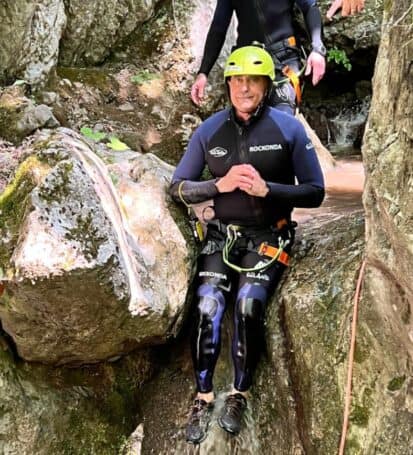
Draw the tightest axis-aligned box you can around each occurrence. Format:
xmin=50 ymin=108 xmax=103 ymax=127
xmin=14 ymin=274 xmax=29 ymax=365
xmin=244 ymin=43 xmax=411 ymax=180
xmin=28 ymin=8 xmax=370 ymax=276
xmin=327 ymin=47 xmax=352 ymax=71
xmin=131 ymin=70 xmax=159 ymax=85
xmin=80 ymin=127 xmax=107 ymax=142
xmin=106 ymin=136 xmax=129 ymax=151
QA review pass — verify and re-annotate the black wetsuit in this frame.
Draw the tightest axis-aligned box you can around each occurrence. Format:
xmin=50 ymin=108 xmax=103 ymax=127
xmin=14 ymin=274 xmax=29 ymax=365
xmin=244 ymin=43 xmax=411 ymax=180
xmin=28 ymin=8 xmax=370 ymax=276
xmin=170 ymin=104 xmax=324 ymax=392
xmin=199 ymin=0 xmax=324 ymax=113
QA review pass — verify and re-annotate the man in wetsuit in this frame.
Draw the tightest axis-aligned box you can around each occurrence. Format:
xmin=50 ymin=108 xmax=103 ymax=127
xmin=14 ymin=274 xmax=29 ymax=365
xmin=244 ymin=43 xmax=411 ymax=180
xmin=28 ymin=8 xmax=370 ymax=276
xmin=191 ymin=0 xmax=327 ymax=115
xmin=171 ymin=46 xmax=324 ymax=443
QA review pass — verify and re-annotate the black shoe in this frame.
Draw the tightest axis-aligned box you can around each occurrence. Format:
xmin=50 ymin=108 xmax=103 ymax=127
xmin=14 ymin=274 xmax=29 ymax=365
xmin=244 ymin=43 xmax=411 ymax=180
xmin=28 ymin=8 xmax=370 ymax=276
xmin=186 ymin=398 xmax=214 ymax=444
xmin=218 ymin=393 xmax=247 ymax=435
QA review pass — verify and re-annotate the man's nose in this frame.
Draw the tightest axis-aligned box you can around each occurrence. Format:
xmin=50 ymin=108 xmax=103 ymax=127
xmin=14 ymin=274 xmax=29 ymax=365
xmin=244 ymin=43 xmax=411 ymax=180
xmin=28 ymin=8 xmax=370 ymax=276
xmin=239 ymin=79 xmax=250 ymax=91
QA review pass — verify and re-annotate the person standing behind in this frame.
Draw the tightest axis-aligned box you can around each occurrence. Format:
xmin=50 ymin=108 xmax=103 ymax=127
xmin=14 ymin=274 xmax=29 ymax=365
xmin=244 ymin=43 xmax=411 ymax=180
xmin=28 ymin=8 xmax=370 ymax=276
xmin=172 ymin=46 xmax=325 ymax=444
xmin=191 ymin=0 xmax=327 ymax=115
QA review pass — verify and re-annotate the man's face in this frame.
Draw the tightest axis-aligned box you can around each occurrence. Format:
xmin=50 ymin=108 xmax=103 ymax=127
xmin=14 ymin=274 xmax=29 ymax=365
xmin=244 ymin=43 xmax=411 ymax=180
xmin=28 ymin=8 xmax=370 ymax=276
xmin=228 ymin=75 xmax=268 ymax=117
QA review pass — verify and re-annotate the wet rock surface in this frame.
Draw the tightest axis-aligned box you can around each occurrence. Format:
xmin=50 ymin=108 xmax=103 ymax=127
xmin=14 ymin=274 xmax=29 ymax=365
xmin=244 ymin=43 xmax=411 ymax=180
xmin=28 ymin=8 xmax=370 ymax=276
xmin=0 ymin=338 xmax=153 ymax=455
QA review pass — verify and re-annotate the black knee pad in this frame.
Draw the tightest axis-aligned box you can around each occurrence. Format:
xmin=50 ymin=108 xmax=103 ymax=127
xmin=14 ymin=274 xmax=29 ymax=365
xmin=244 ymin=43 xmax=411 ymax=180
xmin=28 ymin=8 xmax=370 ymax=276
xmin=237 ymin=298 xmax=263 ymax=319
xmin=237 ymin=283 xmax=267 ymax=317
xmin=197 ymin=283 xmax=225 ymax=319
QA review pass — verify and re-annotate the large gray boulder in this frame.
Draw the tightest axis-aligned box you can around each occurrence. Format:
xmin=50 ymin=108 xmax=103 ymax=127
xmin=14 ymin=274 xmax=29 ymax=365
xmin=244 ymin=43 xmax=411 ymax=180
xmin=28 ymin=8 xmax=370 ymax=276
xmin=0 ymin=0 xmax=66 ymax=86
xmin=59 ymin=0 xmax=157 ymax=65
xmin=0 ymin=128 xmax=192 ymax=364
xmin=359 ymin=0 xmax=413 ymax=451
xmin=0 ymin=86 xmax=59 ymax=144
xmin=0 ymin=338 xmax=152 ymax=455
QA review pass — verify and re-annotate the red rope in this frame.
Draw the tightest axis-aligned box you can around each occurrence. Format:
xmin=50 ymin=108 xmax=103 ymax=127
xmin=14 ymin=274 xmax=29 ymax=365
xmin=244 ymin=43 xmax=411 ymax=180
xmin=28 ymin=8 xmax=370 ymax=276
xmin=338 ymin=258 xmax=367 ymax=455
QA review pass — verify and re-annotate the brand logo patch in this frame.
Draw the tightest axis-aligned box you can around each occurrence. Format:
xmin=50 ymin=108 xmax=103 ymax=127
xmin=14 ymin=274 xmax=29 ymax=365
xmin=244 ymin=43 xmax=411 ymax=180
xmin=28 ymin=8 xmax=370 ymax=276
xmin=208 ymin=147 xmax=228 ymax=157
xmin=249 ymin=144 xmax=282 ymax=152
xmin=246 ymin=271 xmax=270 ymax=281
xmin=305 ymin=142 xmax=314 ymax=150
xmin=199 ymin=271 xmax=227 ymax=280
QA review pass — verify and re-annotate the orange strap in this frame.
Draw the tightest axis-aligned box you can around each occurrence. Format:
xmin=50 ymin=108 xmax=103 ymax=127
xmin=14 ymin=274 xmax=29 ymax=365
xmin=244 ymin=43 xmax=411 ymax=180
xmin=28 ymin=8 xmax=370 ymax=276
xmin=282 ymin=65 xmax=302 ymax=104
xmin=287 ymin=36 xmax=296 ymax=47
xmin=276 ymin=218 xmax=288 ymax=230
xmin=258 ymin=243 xmax=290 ymax=267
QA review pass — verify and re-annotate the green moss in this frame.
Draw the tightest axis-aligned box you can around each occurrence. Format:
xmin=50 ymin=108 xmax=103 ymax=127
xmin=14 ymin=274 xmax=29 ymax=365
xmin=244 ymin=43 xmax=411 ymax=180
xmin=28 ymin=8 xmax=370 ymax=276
xmin=387 ymin=375 xmax=406 ymax=391
xmin=350 ymin=404 xmax=370 ymax=427
xmin=0 ymin=156 xmax=50 ymax=267
xmin=383 ymin=0 xmax=393 ymax=13
xmin=345 ymin=437 xmax=362 ymax=452
xmin=0 ymin=93 xmax=28 ymax=144
xmin=354 ymin=338 xmax=370 ymax=363
xmin=56 ymin=67 xmax=113 ymax=93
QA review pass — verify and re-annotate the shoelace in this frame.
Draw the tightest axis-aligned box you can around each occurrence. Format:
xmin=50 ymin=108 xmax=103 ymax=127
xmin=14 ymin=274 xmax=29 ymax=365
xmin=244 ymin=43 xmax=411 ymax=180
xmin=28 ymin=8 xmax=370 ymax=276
xmin=224 ymin=395 xmax=246 ymax=419
xmin=188 ymin=399 xmax=208 ymax=423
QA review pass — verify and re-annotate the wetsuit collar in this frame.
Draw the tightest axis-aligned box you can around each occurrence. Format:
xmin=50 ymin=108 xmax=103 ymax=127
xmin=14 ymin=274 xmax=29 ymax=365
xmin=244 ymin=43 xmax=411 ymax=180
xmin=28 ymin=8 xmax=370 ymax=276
xmin=230 ymin=101 xmax=268 ymax=127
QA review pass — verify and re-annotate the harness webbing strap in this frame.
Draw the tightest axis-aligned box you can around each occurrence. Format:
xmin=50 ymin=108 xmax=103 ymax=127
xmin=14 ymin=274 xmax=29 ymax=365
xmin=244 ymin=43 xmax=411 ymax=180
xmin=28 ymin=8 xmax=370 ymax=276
xmin=282 ymin=65 xmax=302 ymax=104
xmin=258 ymin=243 xmax=290 ymax=266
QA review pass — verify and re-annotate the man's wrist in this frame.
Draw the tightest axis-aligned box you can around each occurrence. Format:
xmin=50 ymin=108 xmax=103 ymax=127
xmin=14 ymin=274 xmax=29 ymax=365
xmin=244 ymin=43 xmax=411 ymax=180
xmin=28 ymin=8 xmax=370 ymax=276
xmin=214 ymin=178 xmax=223 ymax=193
xmin=261 ymin=183 xmax=270 ymax=197
xmin=311 ymin=43 xmax=327 ymax=57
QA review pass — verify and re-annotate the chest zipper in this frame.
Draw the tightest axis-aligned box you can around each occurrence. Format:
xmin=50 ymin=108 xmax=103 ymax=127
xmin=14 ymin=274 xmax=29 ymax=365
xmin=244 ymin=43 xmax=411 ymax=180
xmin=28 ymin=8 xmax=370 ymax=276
xmin=237 ymin=124 xmax=263 ymax=219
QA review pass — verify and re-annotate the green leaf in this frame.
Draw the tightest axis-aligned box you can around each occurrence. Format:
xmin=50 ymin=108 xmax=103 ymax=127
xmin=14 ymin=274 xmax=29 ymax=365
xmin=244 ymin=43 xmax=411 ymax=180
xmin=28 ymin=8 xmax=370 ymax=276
xmin=106 ymin=136 xmax=129 ymax=151
xmin=326 ymin=47 xmax=352 ymax=72
xmin=80 ymin=127 xmax=107 ymax=141
xmin=13 ymin=79 xmax=28 ymax=86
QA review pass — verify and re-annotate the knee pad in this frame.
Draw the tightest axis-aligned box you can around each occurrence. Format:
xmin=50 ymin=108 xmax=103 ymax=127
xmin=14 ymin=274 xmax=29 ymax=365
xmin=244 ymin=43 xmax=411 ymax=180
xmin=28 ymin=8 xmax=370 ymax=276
xmin=237 ymin=283 xmax=266 ymax=306
xmin=197 ymin=283 xmax=225 ymax=318
xmin=237 ymin=298 xmax=263 ymax=319
xmin=236 ymin=283 xmax=268 ymax=319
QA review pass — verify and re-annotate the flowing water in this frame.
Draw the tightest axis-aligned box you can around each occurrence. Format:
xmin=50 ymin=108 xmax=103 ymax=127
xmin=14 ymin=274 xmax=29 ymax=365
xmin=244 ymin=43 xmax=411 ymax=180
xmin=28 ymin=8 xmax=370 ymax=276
xmin=295 ymin=156 xmax=364 ymax=223
xmin=327 ymin=98 xmax=370 ymax=156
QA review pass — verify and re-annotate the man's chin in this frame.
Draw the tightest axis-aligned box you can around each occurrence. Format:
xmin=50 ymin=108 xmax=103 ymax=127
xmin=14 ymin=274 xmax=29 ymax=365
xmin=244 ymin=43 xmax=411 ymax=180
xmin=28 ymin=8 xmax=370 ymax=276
xmin=236 ymin=104 xmax=257 ymax=114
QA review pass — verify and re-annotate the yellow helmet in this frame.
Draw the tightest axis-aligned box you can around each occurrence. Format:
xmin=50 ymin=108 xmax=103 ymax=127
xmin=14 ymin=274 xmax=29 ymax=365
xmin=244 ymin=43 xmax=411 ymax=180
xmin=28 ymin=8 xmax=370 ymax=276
xmin=224 ymin=46 xmax=275 ymax=81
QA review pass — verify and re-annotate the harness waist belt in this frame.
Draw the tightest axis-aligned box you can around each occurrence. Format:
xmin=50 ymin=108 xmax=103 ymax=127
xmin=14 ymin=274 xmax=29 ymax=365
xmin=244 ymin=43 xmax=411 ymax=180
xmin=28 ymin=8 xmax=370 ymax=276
xmin=208 ymin=218 xmax=288 ymax=235
xmin=267 ymin=36 xmax=297 ymax=54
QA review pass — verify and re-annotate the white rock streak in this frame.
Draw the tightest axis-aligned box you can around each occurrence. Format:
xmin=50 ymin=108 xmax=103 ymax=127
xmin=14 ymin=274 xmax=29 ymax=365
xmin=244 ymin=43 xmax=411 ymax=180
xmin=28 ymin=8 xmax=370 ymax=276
xmin=66 ymin=133 xmax=149 ymax=315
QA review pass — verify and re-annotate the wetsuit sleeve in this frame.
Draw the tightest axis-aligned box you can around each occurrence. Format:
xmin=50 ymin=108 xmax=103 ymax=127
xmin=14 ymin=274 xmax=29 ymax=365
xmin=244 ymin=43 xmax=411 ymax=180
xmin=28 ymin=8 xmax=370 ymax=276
xmin=266 ymin=121 xmax=325 ymax=207
xmin=296 ymin=0 xmax=323 ymax=49
xmin=198 ymin=0 xmax=234 ymax=76
xmin=169 ymin=127 xmax=219 ymax=204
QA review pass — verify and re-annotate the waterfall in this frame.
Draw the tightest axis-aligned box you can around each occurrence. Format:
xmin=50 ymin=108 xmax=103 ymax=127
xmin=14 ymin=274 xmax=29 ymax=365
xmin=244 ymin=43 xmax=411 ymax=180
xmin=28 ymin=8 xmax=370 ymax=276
xmin=328 ymin=97 xmax=371 ymax=154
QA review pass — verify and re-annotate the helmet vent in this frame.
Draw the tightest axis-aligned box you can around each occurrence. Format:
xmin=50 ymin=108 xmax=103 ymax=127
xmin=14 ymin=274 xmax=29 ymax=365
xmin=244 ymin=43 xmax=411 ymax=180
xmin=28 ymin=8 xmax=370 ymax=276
xmin=253 ymin=60 xmax=263 ymax=65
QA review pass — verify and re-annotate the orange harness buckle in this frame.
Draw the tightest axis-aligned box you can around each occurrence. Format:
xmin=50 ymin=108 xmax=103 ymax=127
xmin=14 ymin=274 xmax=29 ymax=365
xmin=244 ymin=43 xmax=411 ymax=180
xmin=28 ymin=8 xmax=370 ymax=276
xmin=258 ymin=243 xmax=290 ymax=267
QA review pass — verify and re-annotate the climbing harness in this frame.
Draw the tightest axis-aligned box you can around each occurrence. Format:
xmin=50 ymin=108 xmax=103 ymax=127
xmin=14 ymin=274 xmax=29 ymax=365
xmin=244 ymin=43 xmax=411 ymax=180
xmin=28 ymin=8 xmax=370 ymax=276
xmin=221 ymin=223 xmax=290 ymax=274
xmin=177 ymin=179 xmax=293 ymax=272
xmin=266 ymin=37 xmax=307 ymax=105
xmin=178 ymin=181 xmax=205 ymax=242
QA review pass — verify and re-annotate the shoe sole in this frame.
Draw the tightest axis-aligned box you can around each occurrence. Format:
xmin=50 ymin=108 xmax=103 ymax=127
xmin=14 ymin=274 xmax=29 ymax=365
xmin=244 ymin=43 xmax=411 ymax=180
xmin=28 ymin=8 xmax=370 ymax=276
xmin=186 ymin=421 xmax=211 ymax=445
xmin=217 ymin=417 xmax=240 ymax=435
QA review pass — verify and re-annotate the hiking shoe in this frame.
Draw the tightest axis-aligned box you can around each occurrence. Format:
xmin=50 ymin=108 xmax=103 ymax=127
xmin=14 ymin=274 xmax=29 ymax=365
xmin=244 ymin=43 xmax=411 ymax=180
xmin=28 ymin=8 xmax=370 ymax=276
xmin=186 ymin=398 xmax=214 ymax=444
xmin=218 ymin=393 xmax=247 ymax=435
